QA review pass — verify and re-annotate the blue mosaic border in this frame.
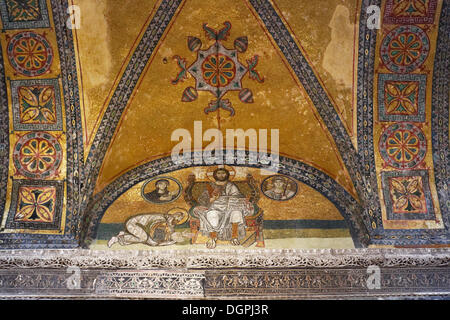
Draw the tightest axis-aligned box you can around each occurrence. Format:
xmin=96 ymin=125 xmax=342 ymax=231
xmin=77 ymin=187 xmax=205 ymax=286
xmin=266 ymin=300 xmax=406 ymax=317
xmin=0 ymin=0 xmax=50 ymax=30
xmin=82 ymin=151 xmax=370 ymax=248
xmin=0 ymin=0 xmax=83 ymax=248
xmin=431 ymin=0 xmax=449 ymax=228
xmin=381 ymin=170 xmax=435 ymax=221
xmin=356 ymin=0 xmax=383 ymax=235
xmin=51 ymin=0 xmax=84 ymax=241
xmin=10 ymin=78 xmax=63 ymax=131
xmin=0 ymin=42 xmax=8 ymax=225
xmin=378 ymin=73 xmax=427 ymax=122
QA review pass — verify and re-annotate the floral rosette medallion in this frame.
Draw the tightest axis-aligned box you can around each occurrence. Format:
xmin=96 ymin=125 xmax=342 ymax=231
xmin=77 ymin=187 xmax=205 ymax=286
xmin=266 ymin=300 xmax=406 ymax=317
xmin=172 ymin=22 xmax=264 ymax=116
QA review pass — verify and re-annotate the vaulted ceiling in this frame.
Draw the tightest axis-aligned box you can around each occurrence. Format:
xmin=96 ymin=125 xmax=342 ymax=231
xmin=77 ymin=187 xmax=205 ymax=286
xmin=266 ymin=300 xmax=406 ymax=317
xmin=0 ymin=0 xmax=448 ymax=248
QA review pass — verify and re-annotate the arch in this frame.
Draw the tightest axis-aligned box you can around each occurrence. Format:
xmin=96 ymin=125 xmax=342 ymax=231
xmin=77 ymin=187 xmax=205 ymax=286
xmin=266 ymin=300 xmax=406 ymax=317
xmin=81 ymin=151 xmax=370 ymax=248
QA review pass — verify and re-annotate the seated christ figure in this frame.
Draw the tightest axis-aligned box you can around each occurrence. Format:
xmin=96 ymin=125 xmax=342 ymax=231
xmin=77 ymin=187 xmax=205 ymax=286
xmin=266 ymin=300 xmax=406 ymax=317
xmin=193 ymin=168 xmax=254 ymax=249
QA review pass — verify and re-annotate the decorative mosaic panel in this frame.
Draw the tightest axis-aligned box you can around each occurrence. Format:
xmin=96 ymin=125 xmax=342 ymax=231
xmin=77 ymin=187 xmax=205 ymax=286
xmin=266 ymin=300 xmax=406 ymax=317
xmin=6 ymin=179 xmax=63 ymax=230
xmin=12 ymin=131 xmax=63 ymax=179
xmin=383 ymin=0 xmax=438 ymax=25
xmin=6 ymin=31 xmax=53 ymax=77
xmin=378 ymin=73 xmax=426 ymax=122
xmin=10 ymin=78 xmax=63 ymax=131
xmin=381 ymin=170 xmax=435 ymax=221
xmin=379 ymin=123 xmax=427 ymax=170
xmin=380 ymin=25 xmax=430 ymax=74
xmin=0 ymin=0 xmax=50 ymax=29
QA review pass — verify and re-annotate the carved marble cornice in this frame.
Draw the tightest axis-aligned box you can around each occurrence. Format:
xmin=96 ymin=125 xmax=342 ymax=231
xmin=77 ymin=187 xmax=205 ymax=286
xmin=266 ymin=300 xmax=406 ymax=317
xmin=0 ymin=248 xmax=448 ymax=269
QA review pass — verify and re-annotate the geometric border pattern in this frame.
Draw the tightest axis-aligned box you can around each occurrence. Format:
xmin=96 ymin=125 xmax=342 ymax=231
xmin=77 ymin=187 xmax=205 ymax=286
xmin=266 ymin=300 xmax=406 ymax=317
xmin=10 ymin=78 xmax=63 ymax=131
xmin=0 ymin=0 xmax=83 ymax=248
xmin=357 ymin=0 xmax=449 ymax=245
xmin=5 ymin=179 xmax=63 ymax=230
xmin=0 ymin=0 xmax=50 ymax=30
xmin=378 ymin=73 xmax=426 ymax=122
xmin=381 ymin=170 xmax=435 ymax=221
xmin=50 ymin=0 xmax=84 ymax=242
xmin=431 ymin=0 xmax=450 ymax=230
xmin=0 ymin=26 xmax=9 ymax=229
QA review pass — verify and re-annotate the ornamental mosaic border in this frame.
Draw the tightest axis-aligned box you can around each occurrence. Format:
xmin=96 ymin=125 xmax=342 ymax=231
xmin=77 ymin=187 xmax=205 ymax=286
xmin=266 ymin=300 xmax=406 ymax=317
xmin=82 ymin=151 xmax=369 ymax=248
xmin=377 ymin=73 xmax=427 ymax=122
xmin=356 ymin=0 xmax=449 ymax=245
xmin=430 ymin=0 xmax=449 ymax=228
xmin=10 ymin=78 xmax=64 ymax=131
xmin=0 ymin=0 xmax=51 ymax=30
xmin=0 ymin=42 xmax=9 ymax=226
xmin=0 ymin=0 xmax=84 ymax=248
xmin=81 ymin=0 xmax=182 ymax=218
xmin=49 ymin=0 xmax=84 ymax=238
xmin=356 ymin=0 xmax=384 ymax=236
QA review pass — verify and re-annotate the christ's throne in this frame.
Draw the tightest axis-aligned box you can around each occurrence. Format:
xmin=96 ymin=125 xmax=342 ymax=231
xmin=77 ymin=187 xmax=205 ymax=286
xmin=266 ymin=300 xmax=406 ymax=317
xmin=184 ymin=173 xmax=264 ymax=247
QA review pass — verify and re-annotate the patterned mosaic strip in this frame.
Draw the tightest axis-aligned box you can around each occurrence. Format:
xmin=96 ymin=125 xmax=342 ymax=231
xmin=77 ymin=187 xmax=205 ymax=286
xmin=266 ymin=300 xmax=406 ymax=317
xmin=0 ymin=40 xmax=9 ymax=225
xmin=430 ymin=0 xmax=450 ymax=228
xmin=357 ymin=0 xmax=449 ymax=244
xmin=0 ymin=0 xmax=83 ymax=248
xmin=50 ymin=0 xmax=84 ymax=241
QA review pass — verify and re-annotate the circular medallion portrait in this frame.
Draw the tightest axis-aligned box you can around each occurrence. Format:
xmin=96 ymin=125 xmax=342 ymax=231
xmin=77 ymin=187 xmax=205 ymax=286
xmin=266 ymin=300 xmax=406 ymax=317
xmin=141 ymin=176 xmax=182 ymax=204
xmin=261 ymin=175 xmax=298 ymax=201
